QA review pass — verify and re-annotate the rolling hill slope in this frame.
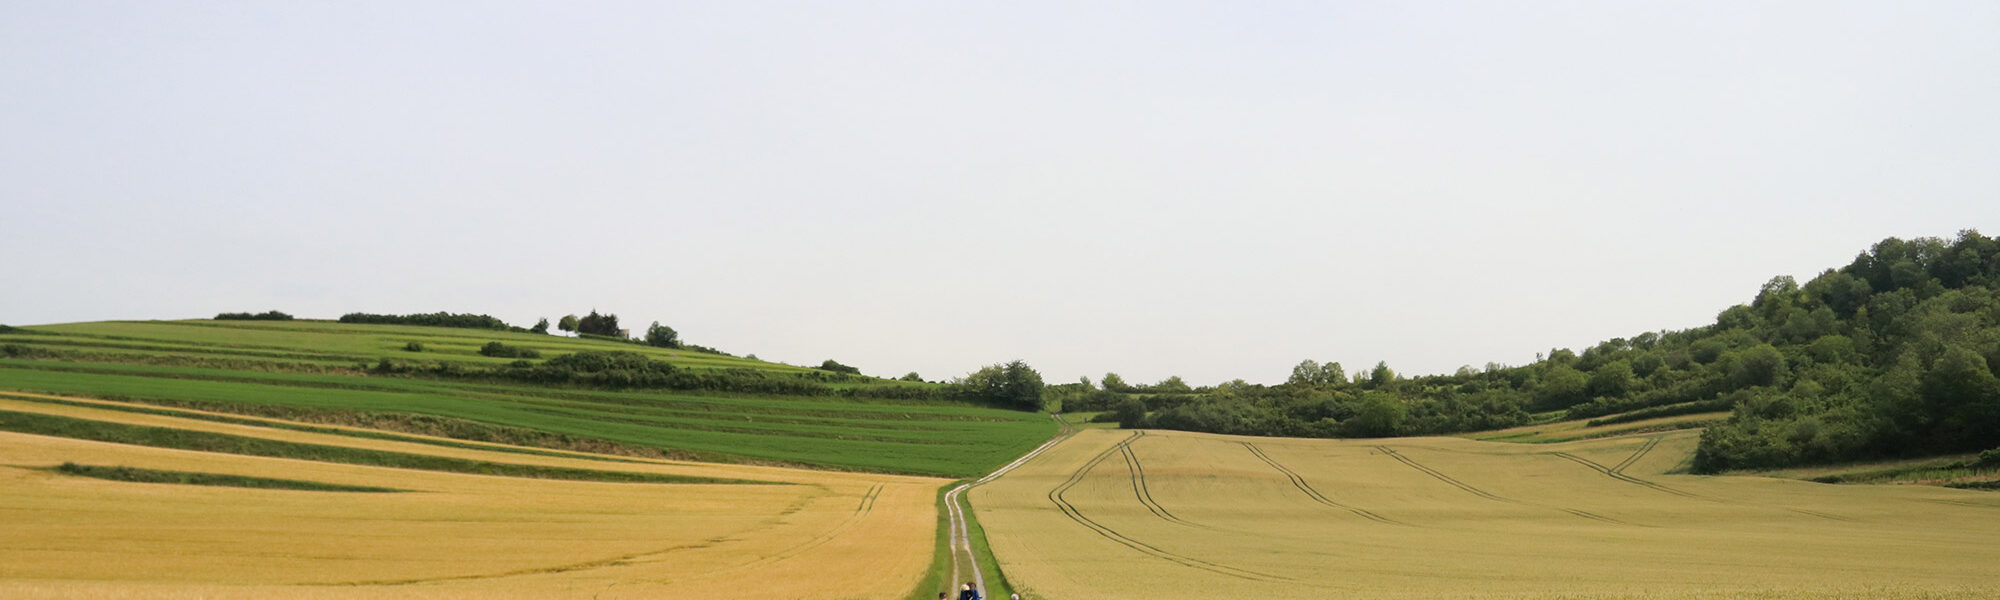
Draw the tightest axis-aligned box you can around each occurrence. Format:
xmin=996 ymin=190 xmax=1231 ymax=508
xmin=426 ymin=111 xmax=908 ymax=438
xmin=0 ymin=318 xmax=1055 ymax=477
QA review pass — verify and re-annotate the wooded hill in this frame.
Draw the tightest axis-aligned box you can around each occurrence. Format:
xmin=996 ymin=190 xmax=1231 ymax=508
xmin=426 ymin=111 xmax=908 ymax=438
xmin=1066 ymin=230 xmax=2000 ymax=472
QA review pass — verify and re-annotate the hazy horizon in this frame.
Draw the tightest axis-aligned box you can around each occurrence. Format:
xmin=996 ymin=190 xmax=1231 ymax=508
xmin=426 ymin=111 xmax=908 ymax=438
xmin=4 ymin=2 xmax=1996 ymax=385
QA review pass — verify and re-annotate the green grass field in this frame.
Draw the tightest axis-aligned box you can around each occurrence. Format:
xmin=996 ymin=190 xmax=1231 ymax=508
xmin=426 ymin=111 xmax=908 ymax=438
xmin=0 ymin=319 xmax=1054 ymax=477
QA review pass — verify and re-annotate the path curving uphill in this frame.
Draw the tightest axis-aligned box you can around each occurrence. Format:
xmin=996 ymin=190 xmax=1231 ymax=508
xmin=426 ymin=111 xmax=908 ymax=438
xmin=944 ymin=413 xmax=1073 ymax=598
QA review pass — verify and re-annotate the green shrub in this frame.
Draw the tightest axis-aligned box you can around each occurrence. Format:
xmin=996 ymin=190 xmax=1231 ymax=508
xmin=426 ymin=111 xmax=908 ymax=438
xmin=478 ymin=342 xmax=540 ymax=359
xmin=403 ymin=342 xmax=424 ymax=352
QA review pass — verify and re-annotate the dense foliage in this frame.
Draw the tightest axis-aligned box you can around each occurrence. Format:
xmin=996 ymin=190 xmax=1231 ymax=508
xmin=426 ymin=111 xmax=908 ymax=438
xmin=1082 ymin=231 xmax=2000 ymax=473
xmin=960 ymin=361 xmax=1049 ymax=411
xmin=645 ymin=322 xmax=680 ymax=348
xmin=575 ymin=310 xmax=621 ymax=337
xmin=338 ymin=312 xmax=516 ymax=330
xmin=214 ymin=311 xmax=293 ymax=321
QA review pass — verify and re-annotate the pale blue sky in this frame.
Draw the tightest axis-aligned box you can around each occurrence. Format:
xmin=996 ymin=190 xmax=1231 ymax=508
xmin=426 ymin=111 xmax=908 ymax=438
xmin=3 ymin=1 xmax=1996 ymax=384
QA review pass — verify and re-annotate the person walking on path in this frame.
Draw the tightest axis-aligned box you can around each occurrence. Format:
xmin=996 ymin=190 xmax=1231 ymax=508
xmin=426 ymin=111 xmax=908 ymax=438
xmin=957 ymin=582 xmax=981 ymax=600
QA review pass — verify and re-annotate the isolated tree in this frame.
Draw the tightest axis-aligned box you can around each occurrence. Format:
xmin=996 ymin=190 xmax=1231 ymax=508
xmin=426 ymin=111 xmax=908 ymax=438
xmin=531 ymin=318 xmax=550 ymax=334
xmin=818 ymin=359 xmax=860 ymax=375
xmin=901 ymin=372 xmax=923 ymax=382
xmin=645 ymin=321 xmax=680 ymax=348
xmin=558 ymin=314 xmax=579 ymax=333
xmin=1153 ymin=375 xmax=1191 ymax=393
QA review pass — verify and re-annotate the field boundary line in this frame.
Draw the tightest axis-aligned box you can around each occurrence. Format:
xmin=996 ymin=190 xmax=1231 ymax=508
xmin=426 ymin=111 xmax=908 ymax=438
xmin=1242 ymin=442 xmax=1404 ymax=526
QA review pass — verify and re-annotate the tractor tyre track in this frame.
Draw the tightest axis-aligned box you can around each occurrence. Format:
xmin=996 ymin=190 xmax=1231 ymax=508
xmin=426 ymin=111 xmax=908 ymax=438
xmin=1121 ymin=432 xmax=1200 ymax=528
xmin=1550 ymin=448 xmax=1854 ymax=523
xmin=1376 ymin=446 xmax=1511 ymax=503
xmin=1380 ymin=446 xmax=1647 ymax=527
xmin=1240 ymin=442 xmax=1403 ymax=526
xmin=1049 ymin=432 xmax=1292 ymax=583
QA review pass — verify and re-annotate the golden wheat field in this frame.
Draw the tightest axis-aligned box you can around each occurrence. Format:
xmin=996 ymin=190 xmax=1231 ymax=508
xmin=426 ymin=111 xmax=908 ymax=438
xmin=972 ymin=428 xmax=2000 ymax=600
xmin=0 ymin=396 xmax=942 ymax=600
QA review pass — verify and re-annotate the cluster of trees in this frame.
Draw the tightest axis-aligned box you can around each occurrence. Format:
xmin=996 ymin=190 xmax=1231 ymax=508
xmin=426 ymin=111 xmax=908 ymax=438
xmin=560 ymin=311 xmax=622 ymax=337
xmin=1084 ymin=231 xmax=2000 ymax=473
xmin=338 ymin=312 xmax=516 ymax=330
xmin=959 ymin=361 xmax=1049 ymax=411
xmin=1690 ymin=232 xmax=2000 ymax=471
xmin=1071 ymin=365 xmax=1529 ymax=439
xmin=215 ymin=311 xmax=293 ymax=321
xmin=817 ymin=359 xmax=860 ymax=375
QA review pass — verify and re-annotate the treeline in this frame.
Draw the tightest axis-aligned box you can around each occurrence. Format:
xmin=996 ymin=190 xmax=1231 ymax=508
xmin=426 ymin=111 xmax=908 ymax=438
xmin=338 ymin=312 xmax=520 ymax=331
xmin=215 ymin=311 xmax=293 ymax=321
xmin=368 ymin=350 xmax=1045 ymax=407
xmin=1061 ymin=364 xmax=1531 ymax=439
xmin=1081 ymin=231 xmax=2000 ymax=473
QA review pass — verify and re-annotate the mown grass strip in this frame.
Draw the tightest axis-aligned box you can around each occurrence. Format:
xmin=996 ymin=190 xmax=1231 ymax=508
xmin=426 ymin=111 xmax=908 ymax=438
xmin=43 ymin=462 xmax=407 ymax=492
xmin=0 ymin=409 xmax=778 ymax=485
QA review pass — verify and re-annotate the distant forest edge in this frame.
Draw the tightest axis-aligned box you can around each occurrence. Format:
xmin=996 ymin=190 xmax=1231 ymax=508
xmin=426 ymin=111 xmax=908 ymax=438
xmin=1060 ymin=230 xmax=2000 ymax=474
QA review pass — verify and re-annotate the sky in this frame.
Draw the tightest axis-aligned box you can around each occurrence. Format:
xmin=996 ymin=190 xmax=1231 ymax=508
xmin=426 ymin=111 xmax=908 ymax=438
xmin=3 ymin=1 xmax=1997 ymax=386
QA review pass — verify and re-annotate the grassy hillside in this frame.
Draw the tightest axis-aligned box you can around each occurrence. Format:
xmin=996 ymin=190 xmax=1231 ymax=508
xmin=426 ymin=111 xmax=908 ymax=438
xmin=0 ymin=319 xmax=1055 ymax=477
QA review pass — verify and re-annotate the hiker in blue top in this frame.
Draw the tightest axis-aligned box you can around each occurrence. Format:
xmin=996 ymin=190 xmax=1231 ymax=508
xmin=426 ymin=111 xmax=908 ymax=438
xmin=956 ymin=581 xmax=981 ymax=600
